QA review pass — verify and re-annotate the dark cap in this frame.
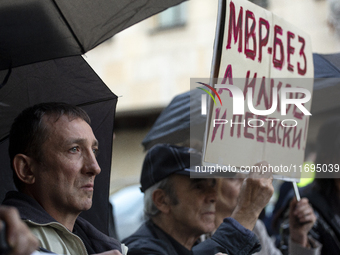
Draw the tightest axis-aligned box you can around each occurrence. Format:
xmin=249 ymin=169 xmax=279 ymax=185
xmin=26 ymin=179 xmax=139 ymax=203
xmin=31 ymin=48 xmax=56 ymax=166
xmin=140 ymin=144 xmax=201 ymax=192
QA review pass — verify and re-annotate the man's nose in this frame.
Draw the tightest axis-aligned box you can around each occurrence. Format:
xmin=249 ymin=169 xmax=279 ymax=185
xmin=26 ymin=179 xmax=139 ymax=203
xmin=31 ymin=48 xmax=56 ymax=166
xmin=83 ymin=150 xmax=101 ymax=176
xmin=205 ymin=186 xmax=217 ymax=203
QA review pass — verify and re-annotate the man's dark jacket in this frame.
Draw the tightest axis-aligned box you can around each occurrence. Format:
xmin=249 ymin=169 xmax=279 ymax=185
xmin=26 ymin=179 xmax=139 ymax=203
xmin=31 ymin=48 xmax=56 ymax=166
xmin=123 ymin=218 xmax=261 ymax=255
xmin=2 ymin=191 xmax=122 ymax=254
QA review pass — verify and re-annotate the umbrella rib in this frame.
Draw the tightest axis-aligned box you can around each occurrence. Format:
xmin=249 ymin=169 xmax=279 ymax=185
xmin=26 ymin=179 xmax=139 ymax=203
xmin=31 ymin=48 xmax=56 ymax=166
xmin=51 ymin=0 xmax=86 ymax=53
xmin=76 ymin=97 xmax=117 ymax=107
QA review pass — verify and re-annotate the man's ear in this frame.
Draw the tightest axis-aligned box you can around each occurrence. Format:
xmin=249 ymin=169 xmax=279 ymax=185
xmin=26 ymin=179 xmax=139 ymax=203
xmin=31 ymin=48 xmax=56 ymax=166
xmin=152 ymin=189 xmax=171 ymax=214
xmin=12 ymin=154 xmax=36 ymax=185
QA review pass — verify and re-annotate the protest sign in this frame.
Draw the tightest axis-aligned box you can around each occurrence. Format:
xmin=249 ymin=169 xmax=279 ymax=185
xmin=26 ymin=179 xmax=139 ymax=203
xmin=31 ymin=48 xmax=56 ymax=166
xmin=201 ymin=0 xmax=314 ymax=180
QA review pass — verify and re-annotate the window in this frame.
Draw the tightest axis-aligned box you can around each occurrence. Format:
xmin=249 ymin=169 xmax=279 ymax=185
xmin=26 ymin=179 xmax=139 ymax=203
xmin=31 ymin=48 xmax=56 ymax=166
xmin=155 ymin=2 xmax=188 ymax=29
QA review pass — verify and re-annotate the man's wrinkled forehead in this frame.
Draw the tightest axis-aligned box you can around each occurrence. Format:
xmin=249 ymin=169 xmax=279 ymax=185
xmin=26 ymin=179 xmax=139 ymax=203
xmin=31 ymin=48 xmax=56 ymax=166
xmin=41 ymin=114 xmax=96 ymax=143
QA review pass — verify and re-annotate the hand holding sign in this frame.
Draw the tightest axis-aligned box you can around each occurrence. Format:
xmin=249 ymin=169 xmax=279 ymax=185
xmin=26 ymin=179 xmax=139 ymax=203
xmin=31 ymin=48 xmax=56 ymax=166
xmin=289 ymin=197 xmax=316 ymax=247
xmin=231 ymin=161 xmax=274 ymax=230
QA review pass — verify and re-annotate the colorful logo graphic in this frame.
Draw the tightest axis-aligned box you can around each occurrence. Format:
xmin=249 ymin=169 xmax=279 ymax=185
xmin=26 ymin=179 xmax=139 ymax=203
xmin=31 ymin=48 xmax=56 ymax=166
xmin=196 ymin=82 xmax=222 ymax=106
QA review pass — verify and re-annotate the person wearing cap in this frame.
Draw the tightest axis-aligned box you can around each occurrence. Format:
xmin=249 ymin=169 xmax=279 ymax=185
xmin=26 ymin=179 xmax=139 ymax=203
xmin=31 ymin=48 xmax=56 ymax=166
xmin=123 ymin=143 xmax=274 ymax=255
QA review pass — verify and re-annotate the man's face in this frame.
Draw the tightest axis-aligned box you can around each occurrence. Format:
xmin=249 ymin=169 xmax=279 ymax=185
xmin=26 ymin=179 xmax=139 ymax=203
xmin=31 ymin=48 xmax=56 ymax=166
xmin=31 ymin=115 xmax=101 ymax=215
xmin=168 ymin=175 xmax=216 ymax=236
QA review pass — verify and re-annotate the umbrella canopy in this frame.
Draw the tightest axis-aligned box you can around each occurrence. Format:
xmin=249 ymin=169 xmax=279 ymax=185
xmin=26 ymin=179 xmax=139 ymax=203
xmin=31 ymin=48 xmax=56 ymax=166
xmin=0 ymin=55 xmax=117 ymax=235
xmin=142 ymin=88 xmax=206 ymax=150
xmin=0 ymin=0 xmax=186 ymax=70
xmin=311 ymin=52 xmax=340 ymax=114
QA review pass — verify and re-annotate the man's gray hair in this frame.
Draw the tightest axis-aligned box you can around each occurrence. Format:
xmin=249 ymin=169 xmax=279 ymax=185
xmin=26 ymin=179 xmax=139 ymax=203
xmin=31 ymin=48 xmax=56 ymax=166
xmin=143 ymin=175 xmax=178 ymax=219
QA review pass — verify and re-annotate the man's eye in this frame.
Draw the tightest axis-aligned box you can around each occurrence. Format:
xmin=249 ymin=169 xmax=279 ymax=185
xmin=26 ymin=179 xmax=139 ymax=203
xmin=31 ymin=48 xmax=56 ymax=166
xmin=69 ymin=147 xmax=80 ymax=153
xmin=93 ymin=148 xmax=99 ymax=156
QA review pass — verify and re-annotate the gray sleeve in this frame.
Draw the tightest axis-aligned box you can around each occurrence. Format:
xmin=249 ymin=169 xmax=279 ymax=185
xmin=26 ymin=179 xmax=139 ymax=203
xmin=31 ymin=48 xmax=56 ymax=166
xmin=253 ymin=220 xmax=322 ymax=255
xmin=252 ymin=220 xmax=282 ymax=255
xmin=288 ymin=238 xmax=322 ymax=255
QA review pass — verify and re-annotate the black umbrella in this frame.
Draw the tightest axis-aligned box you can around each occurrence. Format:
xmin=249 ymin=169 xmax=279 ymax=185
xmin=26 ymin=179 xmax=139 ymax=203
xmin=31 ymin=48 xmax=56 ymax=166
xmin=311 ymin=52 xmax=340 ymax=114
xmin=0 ymin=0 xmax=187 ymax=235
xmin=0 ymin=0 xmax=186 ymax=70
xmin=142 ymin=88 xmax=206 ymax=150
xmin=0 ymin=55 xmax=117 ymax=235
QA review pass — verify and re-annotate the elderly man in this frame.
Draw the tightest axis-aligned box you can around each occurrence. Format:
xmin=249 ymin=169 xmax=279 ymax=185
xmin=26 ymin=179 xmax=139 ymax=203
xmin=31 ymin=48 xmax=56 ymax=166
xmin=2 ymin=102 xmax=126 ymax=255
xmin=123 ymin=143 xmax=274 ymax=255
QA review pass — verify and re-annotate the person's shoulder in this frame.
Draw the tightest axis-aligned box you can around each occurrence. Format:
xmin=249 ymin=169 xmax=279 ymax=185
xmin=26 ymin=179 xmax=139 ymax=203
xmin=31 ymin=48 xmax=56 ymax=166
xmin=75 ymin=216 xmax=122 ymax=252
xmin=122 ymin=221 xmax=170 ymax=255
xmin=123 ymin=221 xmax=159 ymax=245
xmin=122 ymin=221 xmax=153 ymax=242
xmin=124 ymin=237 xmax=169 ymax=255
